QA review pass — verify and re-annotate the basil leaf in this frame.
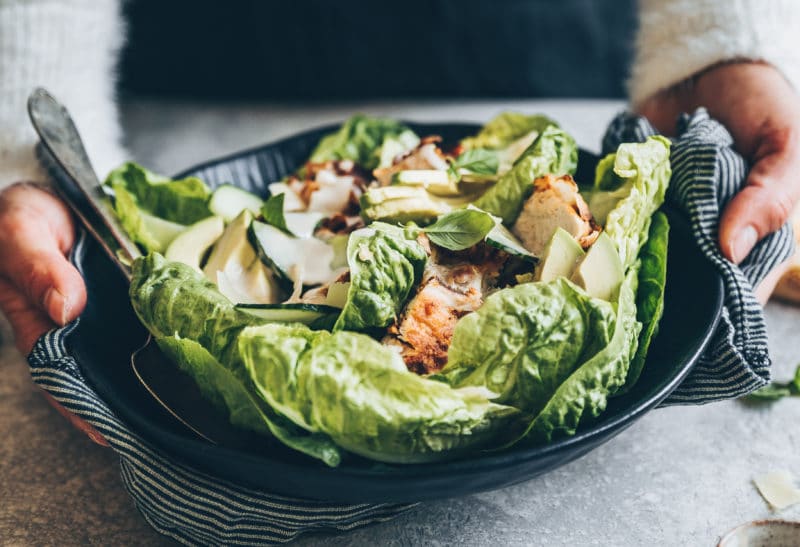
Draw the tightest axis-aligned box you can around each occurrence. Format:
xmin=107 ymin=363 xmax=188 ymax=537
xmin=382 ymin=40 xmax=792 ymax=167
xmin=261 ymin=193 xmax=289 ymax=233
xmin=792 ymin=364 xmax=800 ymax=394
xmin=453 ymin=149 xmax=499 ymax=175
xmin=423 ymin=209 xmax=495 ymax=251
xmin=747 ymin=383 xmax=793 ymax=401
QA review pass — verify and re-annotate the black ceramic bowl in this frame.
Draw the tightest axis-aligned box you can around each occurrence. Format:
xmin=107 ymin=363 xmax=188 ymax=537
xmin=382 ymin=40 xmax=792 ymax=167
xmin=68 ymin=122 xmax=723 ymax=503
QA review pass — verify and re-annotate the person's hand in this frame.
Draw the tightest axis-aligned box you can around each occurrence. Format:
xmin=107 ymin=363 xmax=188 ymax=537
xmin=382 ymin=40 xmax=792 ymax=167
xmin=637 ymin=62 xmax=800 ymax=300
xmin=0 ymin=182 xmax=107 ymax=446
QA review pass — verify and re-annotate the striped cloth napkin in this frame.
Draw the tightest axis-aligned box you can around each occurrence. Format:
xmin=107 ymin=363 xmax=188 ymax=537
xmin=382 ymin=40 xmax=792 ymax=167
xmin=27 ymin=109 xmax=794 ymax=544
xmin=603 ymin=108 xmax=794 ymax=404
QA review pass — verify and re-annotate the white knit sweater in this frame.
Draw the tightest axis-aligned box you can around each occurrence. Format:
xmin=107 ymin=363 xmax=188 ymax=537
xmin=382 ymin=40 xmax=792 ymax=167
xmin=0 ymin=0 xmax=798 ymax=188
xmin=0 ymin=0 xmax=126 ymax=186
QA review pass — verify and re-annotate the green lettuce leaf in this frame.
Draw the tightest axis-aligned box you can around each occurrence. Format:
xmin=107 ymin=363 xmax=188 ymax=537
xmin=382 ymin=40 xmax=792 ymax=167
xmin=621 ymin=211 xmax=669 ymax=392
xmin=105 ymin=162 xmax=212 ymax=252
xmin=519 ymin=266 xmax=642 ymax=444
xmin=333 ymin=223 xmax=427 ymax=332
xmin=106 ymin=162 xmax=212 ymax=224
xmin=589 ymin=136 xmax=671 ymax=270
xmin=129 ymin=253 xmax=343 ymax=466
xmin=441 ymin=278 xmax=616 ymax=415
xmin=307 ymin=114 xmax=417 ymax=171
xmin=110 ymin=184 xmax=186 ymax=252
xmin=461 ymin=112 xmax=557 ymax=150
xmin=239 ymin=325 xmax=519 ymax=463
xmin=473 ymin=125 xmax=578 ymax=225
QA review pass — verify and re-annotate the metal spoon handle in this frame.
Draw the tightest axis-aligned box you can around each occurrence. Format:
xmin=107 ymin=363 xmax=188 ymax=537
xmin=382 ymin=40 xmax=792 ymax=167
xmin=27 ymin=88 xmax=140 ymax=281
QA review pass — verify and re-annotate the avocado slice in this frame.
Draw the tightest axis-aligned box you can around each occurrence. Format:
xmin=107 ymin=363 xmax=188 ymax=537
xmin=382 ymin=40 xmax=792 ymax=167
xmin=139 ymin=211 xmax=186 ymax=251
xmin=569 ymin=232 xmax=623 ymax=301
xmin=536 ymin=227 xmax=585 ymax=282
xmin=360 ymin=186 xmax=450 ymax=224
xmin=392 ymin=169 xmax=460 ymax=197
xmin=203 ymin=210 xmax=254 ymax=279
xmin=164 ymin=215 xmax=225 ymax=271
xmin=202 ymin=210 xmax=278 ymax=304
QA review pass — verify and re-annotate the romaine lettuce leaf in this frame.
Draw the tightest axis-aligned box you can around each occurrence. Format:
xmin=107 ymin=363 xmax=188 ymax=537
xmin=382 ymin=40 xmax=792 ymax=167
xmin=440 ymin=278 xmax=616 ymax=416
xmin=239 ymin=325 xmax=519 ymax=463
xmin=155 ymin=334 xmax=341 ymax=465
xmin=307 ymin=114 xmax=417 ymax=171
xmin=473 ymin=125 xmax=578 ymax=225
xmin=461 ymin=112 xmax=557 ymax=150
xmin=129 ymin=253 xmax=343 ymax=466
xmin=111 ymin=184 xmax=186 ymax=252
xmin=333 ymin=223 xmax=427 ymax=332
xmin=589 ymin=136 xmax=671 ymax=270
xmin=621 ymin=211 xmax=669 ymax=392
xmin=105 ymin=162 xmax=212 ymax=252
xmin=106 ymin=162 xmax=212 ymax=224
xmin=519 ymin=266 xmax=641 ymax=444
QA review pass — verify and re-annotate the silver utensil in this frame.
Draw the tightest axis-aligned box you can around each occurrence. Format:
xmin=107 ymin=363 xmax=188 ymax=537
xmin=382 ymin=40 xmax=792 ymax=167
xmin=27 ymin=87 xmax=140 ymax=279
xmin=27 ymin=87 xmax=217 ymax=444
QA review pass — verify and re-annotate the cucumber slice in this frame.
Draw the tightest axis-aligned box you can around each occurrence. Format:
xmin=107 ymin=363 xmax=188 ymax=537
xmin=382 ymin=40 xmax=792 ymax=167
xmin=249 ymin=220 xmax=342 ymax=289
xmin=208 ymin=184 xmax=263 ymax=222
xmin=236 ymin=303 xmax=340 ymax=325
xmin=485 ymin=223 xmax=538 ymax=263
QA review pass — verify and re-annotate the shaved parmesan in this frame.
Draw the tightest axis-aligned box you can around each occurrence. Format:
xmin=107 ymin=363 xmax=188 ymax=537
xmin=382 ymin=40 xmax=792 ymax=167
xmin=753 ymin=471 xmax=800 ymax=510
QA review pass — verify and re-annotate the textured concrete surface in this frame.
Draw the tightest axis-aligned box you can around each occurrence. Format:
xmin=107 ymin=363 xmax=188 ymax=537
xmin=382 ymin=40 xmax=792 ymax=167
xmin=2 ymin=100 xmax=799 ymax=546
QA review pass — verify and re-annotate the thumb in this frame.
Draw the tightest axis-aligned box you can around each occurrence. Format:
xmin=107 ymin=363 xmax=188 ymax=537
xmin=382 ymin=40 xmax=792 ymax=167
xmin=719 ymin=130 xmax=800 ymax=264
xmin=11 ymin=247 xmax=87 ymax=326
xmin=0 ymin=184 xmax=87 ymax=325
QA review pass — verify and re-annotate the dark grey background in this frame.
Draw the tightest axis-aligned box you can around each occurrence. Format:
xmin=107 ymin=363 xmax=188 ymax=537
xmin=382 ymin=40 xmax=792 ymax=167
xmin=119 ymin=0 xmax=636 ymax=100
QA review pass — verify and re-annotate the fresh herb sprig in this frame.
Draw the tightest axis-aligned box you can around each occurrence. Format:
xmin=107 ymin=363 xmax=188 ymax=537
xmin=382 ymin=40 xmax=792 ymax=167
xmin=448 ymin=149 xmax=499 ymax=180
xmin=746 ymin=364 xmax=800 ymax=401
xmin=417 ymin=209 xmax=495 ymax=251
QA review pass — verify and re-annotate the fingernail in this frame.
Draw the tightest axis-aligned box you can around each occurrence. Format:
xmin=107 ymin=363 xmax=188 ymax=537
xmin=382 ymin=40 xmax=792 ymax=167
xmin=43 ymin=288 xmax=71 ymax=326
xmin=731 ymin=226 xmax=758 ymax=264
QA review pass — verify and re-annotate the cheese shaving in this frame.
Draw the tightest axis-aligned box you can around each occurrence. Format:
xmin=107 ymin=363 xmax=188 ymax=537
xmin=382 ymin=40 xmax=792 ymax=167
xmin=753 ymin=471 xmax=800 ymax=510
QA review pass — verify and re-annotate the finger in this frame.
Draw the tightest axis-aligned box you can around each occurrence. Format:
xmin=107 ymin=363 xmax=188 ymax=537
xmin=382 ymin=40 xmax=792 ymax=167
xmin=0 ymin=185 xmax=87 ymax=324
xmin=719 ymin=132 xmax=800 ymax=263
xmin=0 ymin=277 xmax=56 ymax=354
xmin=754 ymin=261 xmax=790 ymax=305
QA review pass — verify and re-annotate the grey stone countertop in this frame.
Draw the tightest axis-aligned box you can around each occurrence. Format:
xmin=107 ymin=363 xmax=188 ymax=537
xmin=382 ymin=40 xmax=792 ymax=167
xmin=2 ymin=99 xmax=799 ymax=546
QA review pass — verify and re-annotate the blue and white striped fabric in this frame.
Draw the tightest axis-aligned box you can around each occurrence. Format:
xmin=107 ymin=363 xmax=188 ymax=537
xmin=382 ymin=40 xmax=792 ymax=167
xmin=27 ymin=109 xmax=794 ymax=544
xmin=27 ymin=232 xmax=417 ymax=546
xmin=603 ymin=108 xmax=795 ymax=404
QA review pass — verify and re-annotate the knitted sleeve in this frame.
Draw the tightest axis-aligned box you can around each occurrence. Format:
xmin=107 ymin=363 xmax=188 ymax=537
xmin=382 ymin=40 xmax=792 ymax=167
xmin=629 ymin=0 xmax=800 ymax=106
xmin=0 ymin=0 xmax=126 ymax=187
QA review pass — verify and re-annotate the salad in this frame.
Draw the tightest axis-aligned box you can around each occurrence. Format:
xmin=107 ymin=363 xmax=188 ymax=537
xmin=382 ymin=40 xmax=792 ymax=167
xmin=107 ymin=113 xmax=671 ymax=467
